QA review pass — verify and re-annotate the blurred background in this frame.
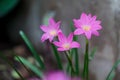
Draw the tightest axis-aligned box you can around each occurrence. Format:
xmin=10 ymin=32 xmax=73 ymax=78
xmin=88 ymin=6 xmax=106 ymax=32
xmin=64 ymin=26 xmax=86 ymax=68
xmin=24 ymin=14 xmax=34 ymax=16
xmin=0 ymin=0 xmax=120 ymax=80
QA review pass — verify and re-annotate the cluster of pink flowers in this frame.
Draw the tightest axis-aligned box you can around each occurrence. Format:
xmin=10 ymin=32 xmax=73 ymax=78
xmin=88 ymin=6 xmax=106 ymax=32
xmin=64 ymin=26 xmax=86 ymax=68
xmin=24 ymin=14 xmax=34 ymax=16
xmin=40 ymin=13 xmax=102 ymax=51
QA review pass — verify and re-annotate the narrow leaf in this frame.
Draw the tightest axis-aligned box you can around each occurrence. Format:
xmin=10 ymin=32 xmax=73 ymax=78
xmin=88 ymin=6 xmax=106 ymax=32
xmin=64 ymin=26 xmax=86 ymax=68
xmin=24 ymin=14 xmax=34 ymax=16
xmin=89 ymin=47 xmax=97 ymax=61
xmin=51 ymin=44 xmax=63 ymax=70
xmin=19 ymin=31 xmax=45 ymax=69
xmin=106 ymin=59 xmax=120 ymax=80
xmin=0 ymin=52 xmax=25 ymax=80
xmin=15 ymin=56 xmax=43 ymax=78
xmin=70 ymin=21 xmax=80 ymax=75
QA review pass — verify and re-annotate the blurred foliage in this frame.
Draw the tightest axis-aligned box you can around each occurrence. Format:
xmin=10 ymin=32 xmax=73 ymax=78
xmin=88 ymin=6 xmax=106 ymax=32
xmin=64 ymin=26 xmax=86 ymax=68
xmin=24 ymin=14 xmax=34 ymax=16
xmin=0 ymin=0 xmax=19 ymax=18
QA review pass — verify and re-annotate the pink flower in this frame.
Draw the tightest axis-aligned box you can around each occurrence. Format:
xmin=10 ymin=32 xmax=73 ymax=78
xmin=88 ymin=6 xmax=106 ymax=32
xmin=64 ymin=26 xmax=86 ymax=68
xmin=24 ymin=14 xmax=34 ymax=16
xmin=40 ymin=18 xmax=61 ymax=42
xmin=53 ymin=32 xmax=80 ymax=51
xmin=73 ymin=13 xmax=102 ymax=39
xmin=43 ymin=71 xmax=70 ymax=80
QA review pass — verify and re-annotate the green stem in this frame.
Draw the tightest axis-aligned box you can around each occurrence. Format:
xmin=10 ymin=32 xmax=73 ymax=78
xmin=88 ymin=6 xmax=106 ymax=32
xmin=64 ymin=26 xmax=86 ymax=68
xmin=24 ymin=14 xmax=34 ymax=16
xmin=51 ymin=44 xmax=63 ymax=70
xmin=83 ymin=39 xmax=89 ymax=80
xmin=65 ymin=51 xmax=75 ymax=75
xmin=0 ymin=52 xmax=25 ymax=80
xmin=74 ymin=48 xmax=79 ymax=75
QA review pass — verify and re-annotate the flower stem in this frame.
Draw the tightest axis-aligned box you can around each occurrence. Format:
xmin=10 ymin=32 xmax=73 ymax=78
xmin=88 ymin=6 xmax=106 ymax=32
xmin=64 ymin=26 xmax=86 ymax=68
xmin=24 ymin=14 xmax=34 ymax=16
xmin=51 ymin=44 xmax=63 ymax=70
xmin=83 ymin=39 xmax=89 ymax=80
xmin=65 ymin=51 xmax=75 ymax=76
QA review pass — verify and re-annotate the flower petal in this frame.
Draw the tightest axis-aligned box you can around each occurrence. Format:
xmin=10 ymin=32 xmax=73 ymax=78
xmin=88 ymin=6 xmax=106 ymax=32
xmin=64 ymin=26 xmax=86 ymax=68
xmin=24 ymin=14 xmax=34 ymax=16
xmin=40 ymin=25 xmax=49 ymax=32
xmin=92 ymin=31 xmax=99 ymax=36
xmin=74 ymin=29 xmax=84 ymax=35
xmin=49 ymin=18 xmax=55 ymax=25
xmin=73 ymin=19 xmax=80 ymax=28
xmin=85 ymin=31 xmax=92 ymax=39
xmin=92 ymin=25 xmax=102 ymax=30
xmin=53 ymin=41 xmax=62 ymax=47
xmin=71 ymin=41 xmax=80 ymax=48
xmin=67 ymin=33 xmax=73 ymax=42
xmin=80 ymin=13 xmax=87 ymax=23
xmin=58 ymin=32 xmax=67 ymax=42
xmin=41 ymin=33 xmax=49 ymax=42
xmin=49 ymin=36 xmax=54 ymax=42
xmin=57 ymin=48 xmax=66 ymax=51
xmin=56 ymin=21 xmax=61 ymax=29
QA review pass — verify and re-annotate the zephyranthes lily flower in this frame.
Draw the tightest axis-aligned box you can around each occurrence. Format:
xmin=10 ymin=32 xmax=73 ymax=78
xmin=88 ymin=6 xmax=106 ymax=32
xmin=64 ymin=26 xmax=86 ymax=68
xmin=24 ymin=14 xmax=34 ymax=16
xmin=40 ymin=18 xmax=61 ymax=42
xmin=73 ymin=13 xmax=102 ymax=39
xmin=53 ymin=32 xmax=80 ymax=51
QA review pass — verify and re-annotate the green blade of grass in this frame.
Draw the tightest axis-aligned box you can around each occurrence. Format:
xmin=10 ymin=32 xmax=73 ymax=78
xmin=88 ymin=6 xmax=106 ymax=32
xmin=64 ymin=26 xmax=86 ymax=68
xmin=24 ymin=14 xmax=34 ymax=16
xmin=89 ymin=47 xmax=97 ymax=61
xmin=0 ymin=52 xmax=25 ymax=80
xmin=15 ymin=56 xmax=43 ymax=78
xmin=51 ymin=44 xmax=63 ymax=70
xmin=106 ymin=59 xmax=120 ymax=80
xmin=19 ymin=31 xmax=45 ymax=69
xmin=70 ymin=21 xmax=80 ymax=76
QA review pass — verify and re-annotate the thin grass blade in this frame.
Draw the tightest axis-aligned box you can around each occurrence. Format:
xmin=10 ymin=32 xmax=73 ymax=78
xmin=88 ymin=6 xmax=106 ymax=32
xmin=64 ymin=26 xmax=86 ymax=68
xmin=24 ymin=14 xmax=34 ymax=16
xmin=106 ymin=59 xmax=120 ymax=80
xmin=15 ymin=56 xmax=43 ymax=78
xmin=19 ymin=31 xmax=45 ymax=69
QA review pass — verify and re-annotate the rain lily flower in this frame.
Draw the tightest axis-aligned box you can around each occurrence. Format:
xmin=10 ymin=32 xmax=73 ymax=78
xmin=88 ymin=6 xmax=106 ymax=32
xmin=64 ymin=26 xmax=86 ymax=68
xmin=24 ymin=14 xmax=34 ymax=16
xmin=40 ymin=18 xmax=61 ymax=42
xmin=43 ymin=71 xmax=70 ymax=80
xmin=73 ymin=13 xmax=102 ymax=39
xmin=53 ymin=32 xmax=80 ymax=51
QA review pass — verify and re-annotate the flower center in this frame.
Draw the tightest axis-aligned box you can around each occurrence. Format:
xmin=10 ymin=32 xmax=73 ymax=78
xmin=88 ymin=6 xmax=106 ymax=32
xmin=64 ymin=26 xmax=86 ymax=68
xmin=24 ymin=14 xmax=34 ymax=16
xmin=82 ymin=25 xmax=91 ymax=31
xmin=50 ymin=30 xmax=57 ymax=36
xmin=63 ymin=43 xmax=70 ymax=49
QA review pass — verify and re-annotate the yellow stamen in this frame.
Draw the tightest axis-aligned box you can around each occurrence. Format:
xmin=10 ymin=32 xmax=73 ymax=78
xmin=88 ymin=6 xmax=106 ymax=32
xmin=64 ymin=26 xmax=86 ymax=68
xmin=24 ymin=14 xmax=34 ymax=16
xmin=63 ymin=43 xmax=70 ymax=49
xmin=82 ymin=25 xmax=91 ymax=31
xmin=50 ymin=30 xmax=57 ymax=36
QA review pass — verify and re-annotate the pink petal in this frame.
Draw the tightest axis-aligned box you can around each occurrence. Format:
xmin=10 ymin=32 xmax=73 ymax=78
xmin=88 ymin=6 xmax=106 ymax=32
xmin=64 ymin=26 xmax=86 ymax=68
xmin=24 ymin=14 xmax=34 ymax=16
xmin=92 ymin=15 xmax=97 ymax=21
xmin=57 ymin=48 xmax=66 ymax=51
xmin=88 ymin=14 xmax=92 ymax=18
xmin=92 ymin=25 xmax=102 ymax=30
xmin=41 ymin=33 xmax=49 ymax=42
xmin=67 ymin=33 xmax=73 ymax=42
xmin=80 ymin=13 xmax=87 ymax=23
xmin=73 ymin=19 xmax=80 ymax=28
xmin=58 ymin=29 xmax=62 ymax=33
xmin=56 ymin=21 xmax=61 ymax=29
xmin=53 ymin=41 xmax=62 ymax=47
xmin=40 ymin=25 xmax=49 ymax=32
xmin=85 ymin=31 xmax=92 ymax=39
xmin=92 ymin=31 xmax=99 ymax=36
xmin=58 ymin=32 xmax=67 ymax=42
xmin=49 ymin=18 xmax=55 ymax=25
xmin=49 ymin=36 xmax=54 ymax=42
xmin=71 ymin=41 xmax=80 ymax=48
xmin=74 ymin=29 xmax=84 ymax=35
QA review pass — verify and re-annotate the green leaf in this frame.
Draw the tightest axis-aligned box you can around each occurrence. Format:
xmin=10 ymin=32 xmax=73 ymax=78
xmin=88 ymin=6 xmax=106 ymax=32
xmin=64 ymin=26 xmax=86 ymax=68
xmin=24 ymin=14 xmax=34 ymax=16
xmin=70 ymin=21 xmax=80 ymax=76
xmin=0 ymin=0 xmax=19 ymax=17
xmin=51 ymin=44 xmax=63 ymax=70
xmin=15 ymin=56 xmax=43 ymax=78
xmin=106 ymin=59 xmax=120 ymax=80
xmin=89 ymin=47 xmax=97 ymax=61
xmin=0 ymin=52 xmax=25 ymax=80
xmin=19 ymin=31 xmax=45 ymax=69
xmin=11 ymin=70 xmax=20 ymax=79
